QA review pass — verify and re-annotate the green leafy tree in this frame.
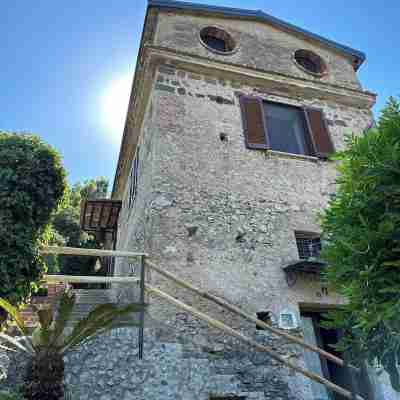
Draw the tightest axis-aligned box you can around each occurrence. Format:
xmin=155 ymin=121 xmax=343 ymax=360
xmin=53 ymin=177 xmax=109 ymax=247
xmin=320 ymin=97 xmax=400 ymax=391
xmin=78 ymin=177 xmax=108 ymax=201
xmin=51 ymin=178 xmax=109 ymax=284
xmin=0 ymin=293 xmax=143 ymax=400
xmin=0 ymin=132 xmax=66 ymax=310
xmin=0 ymin=389 xmax=25 ymax=400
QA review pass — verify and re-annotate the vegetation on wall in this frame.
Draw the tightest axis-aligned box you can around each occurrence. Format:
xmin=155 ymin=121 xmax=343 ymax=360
xmin=0 ymin=132 xmax=66 ymax=308
xmin=320 ymin=98 xmax=400 ymax=391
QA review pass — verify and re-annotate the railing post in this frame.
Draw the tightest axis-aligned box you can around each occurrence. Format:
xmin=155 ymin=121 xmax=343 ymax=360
xmin=138 ymin=254 xmax=146 ymax=359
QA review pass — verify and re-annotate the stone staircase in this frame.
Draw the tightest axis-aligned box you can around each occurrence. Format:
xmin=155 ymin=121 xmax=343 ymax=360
xmin=64 ymin=327 xmax=278 ymax=400
xmin=62 ymin=289 xmax=295 ymax=400
xmin=69 ymin=289 xmax=115 ymax=323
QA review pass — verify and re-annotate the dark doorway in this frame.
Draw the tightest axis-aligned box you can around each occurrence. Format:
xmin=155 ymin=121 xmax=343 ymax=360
xmin=301 ymin=311 xmax=375 ymax=400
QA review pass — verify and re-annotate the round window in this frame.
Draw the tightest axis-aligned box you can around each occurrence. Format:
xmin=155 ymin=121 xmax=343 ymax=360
xmin=294 ymin=49 xmax=327 ymax=76
xmin=199 ymin=26 xmax=236 ymax=54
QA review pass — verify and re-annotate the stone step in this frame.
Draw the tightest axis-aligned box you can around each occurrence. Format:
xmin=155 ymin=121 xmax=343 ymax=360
xmin=67 ymin=289 xmax=116 ymax=323
xmin=73 ymin=289 xmax=114 ymax=303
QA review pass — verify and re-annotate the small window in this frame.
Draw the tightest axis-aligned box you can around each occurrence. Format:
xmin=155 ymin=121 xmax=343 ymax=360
xmin=240 ymin=96 xmax=334 ymax=158
xmin=200 ymin=27 xmax=236 ymax=54
xmin=128 ymin=148 xmax=139 ymax=209
xmin=279 ymin=309 xmax=298 ymax=330
xmin=295 ymin=231 xmax=321 ymax=260
xmin=294 ymin=49 xmax=327 ymax=76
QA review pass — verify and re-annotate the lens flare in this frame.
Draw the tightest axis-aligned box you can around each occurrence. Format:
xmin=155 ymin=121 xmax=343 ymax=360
xmin=100 ymin=74 xmax=132 ymax=143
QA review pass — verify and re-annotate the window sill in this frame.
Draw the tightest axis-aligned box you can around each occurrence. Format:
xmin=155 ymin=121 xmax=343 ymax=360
xmin=266 ymin=150 xmax=319 ymax=163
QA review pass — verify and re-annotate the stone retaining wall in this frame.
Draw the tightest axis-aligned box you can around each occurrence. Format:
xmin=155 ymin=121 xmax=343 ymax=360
xmin=1 ymin=327 xmax=306 ymax=400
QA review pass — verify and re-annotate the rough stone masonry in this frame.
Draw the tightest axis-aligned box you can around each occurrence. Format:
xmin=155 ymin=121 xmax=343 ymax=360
xmin=2 ymin=1 xmax=398 ymax=399
xmin=110 ymin=1 xmax=396 ymax=399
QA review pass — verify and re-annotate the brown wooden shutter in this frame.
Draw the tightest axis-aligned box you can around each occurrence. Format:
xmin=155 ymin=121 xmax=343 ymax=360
xmin=304 ymin=108 xmax=335 ymax=158
xmin=240 ymin=96 xmax=269 ymax=149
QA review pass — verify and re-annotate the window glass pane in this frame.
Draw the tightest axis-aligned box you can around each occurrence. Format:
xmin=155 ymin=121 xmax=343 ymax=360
xmin=204 ymin=35 xmax=226 ymax=52
xmin=263 ymin=102 xmax=309 ymax=155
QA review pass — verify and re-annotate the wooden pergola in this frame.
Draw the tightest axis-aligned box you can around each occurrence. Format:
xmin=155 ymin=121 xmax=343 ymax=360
xmin=79 ymin=199 xmax=122 ymax=277
xmin=80 ymin=199 xmax=122 ymax=243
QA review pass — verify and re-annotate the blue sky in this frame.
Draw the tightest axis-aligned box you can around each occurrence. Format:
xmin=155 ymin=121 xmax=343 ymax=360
xmin=1 ymin=1 xmax=399 ymax=186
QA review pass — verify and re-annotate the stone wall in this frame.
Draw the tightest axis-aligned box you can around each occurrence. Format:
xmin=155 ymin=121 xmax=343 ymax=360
xmin=107 ymin=5 xmax=390 ymax=400
xmin=119 ymin=63 xmax=373 ymax=317
xmin=1 ymin=326 xmax=307 ymax=400
xmin=111 ymin=64 xmax=379 ymax=399
xmin=2 ymin=323 xmax=397 ymax=399
xmin=153 ymin=11 xmax=363 ymax=91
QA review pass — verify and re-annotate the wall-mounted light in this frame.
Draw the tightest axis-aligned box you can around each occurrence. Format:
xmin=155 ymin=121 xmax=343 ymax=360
xmin=279 ymin=309 xmax=298 ymax=330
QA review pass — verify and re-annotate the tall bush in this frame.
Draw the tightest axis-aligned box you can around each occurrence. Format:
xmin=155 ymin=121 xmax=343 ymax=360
xmin=320 ymin=98 xmax=400 ymax=390
xmin=52 ymin=178 xmax=109 ymax=286
xmin=0 ymin=132 xmax=66 ymax=307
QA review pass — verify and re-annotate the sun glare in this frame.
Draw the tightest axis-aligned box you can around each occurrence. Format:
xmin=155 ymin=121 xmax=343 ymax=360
xmin=100 ymin=74 xmax=132 ymax=143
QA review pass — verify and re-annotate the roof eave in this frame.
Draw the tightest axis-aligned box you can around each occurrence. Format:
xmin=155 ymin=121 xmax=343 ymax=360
xmin=148 ymin=0 xmax=365 ymax=70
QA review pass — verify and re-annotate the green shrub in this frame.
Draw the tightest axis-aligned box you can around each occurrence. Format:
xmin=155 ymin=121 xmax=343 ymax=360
xmin=0 ymin=132 xmax=66 ymax=307
xmin=33 ymin=287 xmax=49 ymax=297
xmin=0 ymin=388 xmax=25 ymax=400
xmin=320 ymin=98 xmax=400 ymax=391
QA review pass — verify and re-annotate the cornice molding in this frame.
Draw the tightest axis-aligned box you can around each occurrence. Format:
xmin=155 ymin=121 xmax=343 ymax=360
xmin=145 ymin=45 xmax=376 ymax=108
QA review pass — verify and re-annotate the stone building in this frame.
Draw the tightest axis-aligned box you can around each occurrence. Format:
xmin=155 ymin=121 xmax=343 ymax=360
xmin=107 ymin=1 xmax=394 ymax=399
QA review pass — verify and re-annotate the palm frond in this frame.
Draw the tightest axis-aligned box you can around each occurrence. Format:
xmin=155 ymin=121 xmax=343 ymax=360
xmin=32 ymin=305 xmax=54 ymax=330
xmin=51 ymin=290 xmax=75 ymax=345
xmin=0 ymin=343 xmax=17 ymax=352
xmin=0 ymin=299 xmax=28 ymax=336
xmin=0 ymin=333 xmax=34 ymax=356
xmin=64 ymin=311 xmax=139 ymax=350
xmin=19 ymin=336 xmax=36 ymax=355
xmin=73 ymin=321 xmax=141 ymax=349
xmin=61 ymin=303 xmax=144 ymax=354
xmin=62 ymin=303 xmax=120 ymax=348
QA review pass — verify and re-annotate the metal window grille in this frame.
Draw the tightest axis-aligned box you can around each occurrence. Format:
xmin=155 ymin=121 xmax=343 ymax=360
xmin=295 ymin=231 xmax=321 ymax=259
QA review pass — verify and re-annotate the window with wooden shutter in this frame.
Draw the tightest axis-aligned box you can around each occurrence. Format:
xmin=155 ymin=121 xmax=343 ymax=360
xmin=240 ymin=97 xmax=334 ymax=159
xmin=263 ymin=101 xmax=313 ymax=156
xmin=240 ymin=96 xmax=268 ymax=149
xmin=304 ymin=108 xmax=335 ymax=158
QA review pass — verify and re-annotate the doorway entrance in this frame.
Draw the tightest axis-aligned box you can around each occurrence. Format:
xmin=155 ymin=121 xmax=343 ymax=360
xmin=301 ymin=310 xmax=375 ymax=400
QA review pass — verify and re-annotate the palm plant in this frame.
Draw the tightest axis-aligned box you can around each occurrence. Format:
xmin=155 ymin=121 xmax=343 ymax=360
xmin=0 ymin=290 xmax=144 ymax=400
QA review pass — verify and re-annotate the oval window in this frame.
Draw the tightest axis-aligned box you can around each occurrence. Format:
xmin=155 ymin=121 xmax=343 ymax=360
xmin=294 ymin=49 xmax=327 ymax=76
xmin=200 ymin=27 xmax=236 ymax=54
